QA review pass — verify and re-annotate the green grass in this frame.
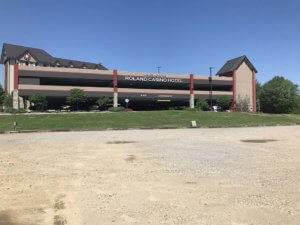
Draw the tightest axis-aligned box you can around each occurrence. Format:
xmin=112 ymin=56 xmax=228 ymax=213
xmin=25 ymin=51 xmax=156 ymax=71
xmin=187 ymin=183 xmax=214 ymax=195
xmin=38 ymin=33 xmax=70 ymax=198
xmin=0 ymin=111 xmax=299 ymax=132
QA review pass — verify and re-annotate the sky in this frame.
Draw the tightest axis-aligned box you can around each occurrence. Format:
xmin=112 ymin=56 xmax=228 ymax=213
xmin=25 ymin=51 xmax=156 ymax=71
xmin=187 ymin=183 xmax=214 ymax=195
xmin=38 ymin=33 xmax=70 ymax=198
xmin=0 ymin=0 xmax=299 ymax=85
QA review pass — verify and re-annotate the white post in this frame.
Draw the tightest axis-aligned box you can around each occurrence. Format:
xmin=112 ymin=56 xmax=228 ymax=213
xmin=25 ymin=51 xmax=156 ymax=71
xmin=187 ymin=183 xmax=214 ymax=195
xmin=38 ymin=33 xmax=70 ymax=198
xmin=12 ymin=90 xmax=19 ymax=109
xmin=189 ymin=94 xmax=194 ymax=109
xmin=113 ymin=92 xmax=118 ymax=108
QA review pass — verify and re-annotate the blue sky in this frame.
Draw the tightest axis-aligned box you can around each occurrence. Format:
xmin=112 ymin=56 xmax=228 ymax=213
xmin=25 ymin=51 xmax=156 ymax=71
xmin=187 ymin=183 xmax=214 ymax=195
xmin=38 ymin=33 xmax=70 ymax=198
xmin=0 ymin=0 xmax=299 ymax=85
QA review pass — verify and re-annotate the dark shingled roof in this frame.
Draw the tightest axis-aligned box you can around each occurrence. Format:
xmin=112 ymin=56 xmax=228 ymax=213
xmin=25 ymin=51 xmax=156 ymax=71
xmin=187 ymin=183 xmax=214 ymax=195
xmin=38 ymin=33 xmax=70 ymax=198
xmin=216 ymin=55 xmax=257 ymax=75
xmin=0 ymin=43 xmax=108 ymax=70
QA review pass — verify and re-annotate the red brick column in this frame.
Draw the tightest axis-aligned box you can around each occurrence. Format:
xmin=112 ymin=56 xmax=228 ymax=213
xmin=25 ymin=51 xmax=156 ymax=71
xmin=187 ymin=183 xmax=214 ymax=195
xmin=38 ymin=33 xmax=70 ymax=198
xmin=230 ymin=71 xmax=237 ymax=111
xmin=14 ymin=64 xmax=19 ymax=90
xmin=113 ymin=69 xmax=118 ymax=107
xmin=4 ymin=63 xmax=7 ymax=91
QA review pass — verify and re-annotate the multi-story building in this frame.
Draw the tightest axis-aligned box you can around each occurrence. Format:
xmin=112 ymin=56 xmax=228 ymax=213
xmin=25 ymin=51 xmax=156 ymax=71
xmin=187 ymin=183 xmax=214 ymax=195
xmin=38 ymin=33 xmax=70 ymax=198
xmin=1 ymin=43 xmax=257 ymax=111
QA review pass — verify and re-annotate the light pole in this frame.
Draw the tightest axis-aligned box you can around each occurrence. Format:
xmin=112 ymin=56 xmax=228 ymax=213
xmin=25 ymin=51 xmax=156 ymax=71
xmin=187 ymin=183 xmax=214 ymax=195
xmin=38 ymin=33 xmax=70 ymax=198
xmin=209 ymin=67 xmax=214 ymax=110
xmin=156 ymin=66 xmax=161 ymax=74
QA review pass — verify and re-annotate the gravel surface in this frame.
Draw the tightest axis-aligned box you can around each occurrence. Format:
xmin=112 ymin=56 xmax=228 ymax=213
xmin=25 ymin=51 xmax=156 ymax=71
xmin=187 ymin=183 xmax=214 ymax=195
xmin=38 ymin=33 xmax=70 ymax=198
xmin=0 ymin=126 xmax=299 ymax=225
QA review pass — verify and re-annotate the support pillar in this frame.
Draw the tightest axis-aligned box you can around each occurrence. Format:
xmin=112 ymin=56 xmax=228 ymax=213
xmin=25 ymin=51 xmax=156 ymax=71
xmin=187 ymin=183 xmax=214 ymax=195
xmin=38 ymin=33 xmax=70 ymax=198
xmin=12 ymin=64 xmax=19 ymax=109
xmin=189 ymin=74 xmax=194 ymax=109
xmin=252 ymin=70 xmax=256 ymax=112
xmin=230 ymin=71 xmax=237 ymax=111
xmin=113 ymin=69 xmax=118 ymax=107
xmin=12 ymin=90 xmax=19 ymax=109
xmin=14 ymin=64 xmax=19 ymax=90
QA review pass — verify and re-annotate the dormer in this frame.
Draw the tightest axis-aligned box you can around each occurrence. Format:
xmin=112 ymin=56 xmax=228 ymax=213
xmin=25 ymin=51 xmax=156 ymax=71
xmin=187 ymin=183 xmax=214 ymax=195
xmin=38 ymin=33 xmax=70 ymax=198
xmin=17 ymin=51 xmax=37 ymax=66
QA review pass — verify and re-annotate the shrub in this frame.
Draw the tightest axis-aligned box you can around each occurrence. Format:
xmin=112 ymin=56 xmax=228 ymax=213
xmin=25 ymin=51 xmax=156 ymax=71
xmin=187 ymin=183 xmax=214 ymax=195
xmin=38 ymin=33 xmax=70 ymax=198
xmin=89 ymin=105 xmax=99 ymax=111
xmin=124 ymin=108 xmax=133 ymax=112
xmin=4 ymin=108 xmax=26 ymax=114
xmin=29 ymin=94 xmax=48 ymax=111
xmin=169 ymin=106 xmax=184 ymax=110
xmin=96 ymin=96 xmax=111 ymax=110
xmin=195 ymin=98 xmax=209 ymax=111
xmin=108 ymin=106 xmax=125 ymax=112
xmin=182 ymin=106 xmax=196 ymax=111
xmin=3 ymin=93 xmax=13 ymax=108
xmin=0 ymin=84 xmax=5 ymax=108
xmin=216 ymin=96 xmax=231 ymax=111
xmin=236 ymin=95 xmax=250 ymax=112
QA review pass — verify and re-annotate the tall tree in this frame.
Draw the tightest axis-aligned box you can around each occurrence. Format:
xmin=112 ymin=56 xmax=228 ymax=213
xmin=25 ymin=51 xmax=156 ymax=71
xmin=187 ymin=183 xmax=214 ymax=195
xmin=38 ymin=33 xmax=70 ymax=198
xmin=0 ymin=84 xmax=5 ymax=107
xmin=260 ymin=76 xmax=299 ymax=113
xmin=256 ymin=80 xmax=262 ymax=111
xmin=67 ymin=88 xmax=88 ymax=110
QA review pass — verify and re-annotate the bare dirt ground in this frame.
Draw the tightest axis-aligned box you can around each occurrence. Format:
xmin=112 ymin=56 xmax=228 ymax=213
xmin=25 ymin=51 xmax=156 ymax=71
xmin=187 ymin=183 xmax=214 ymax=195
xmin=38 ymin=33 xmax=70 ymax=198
xmin=0 ymin=126 xmax=299 ymax=225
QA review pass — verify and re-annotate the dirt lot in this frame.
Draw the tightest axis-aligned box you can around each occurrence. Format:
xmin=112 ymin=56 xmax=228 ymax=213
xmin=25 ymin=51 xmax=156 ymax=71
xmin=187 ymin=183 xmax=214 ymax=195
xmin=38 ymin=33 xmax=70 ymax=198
xmin=0 ymin=126 xmax=299 ymax=225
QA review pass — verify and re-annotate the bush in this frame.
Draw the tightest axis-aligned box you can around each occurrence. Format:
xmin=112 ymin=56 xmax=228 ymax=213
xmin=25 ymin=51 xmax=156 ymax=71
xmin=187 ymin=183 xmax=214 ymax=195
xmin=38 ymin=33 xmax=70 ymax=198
xmin=124 ymin=108 xmax=133 ymax=112
xmin=0 ymin=84 xmax=5 ymax=108
xmin=89 ymin=105 xmax=99 ymax=111
xmin=29 ymin=94 xmax=48 ymax=111
xmin=216 ymin=96 xmax=231 ymax=111
xmin=67 ymin=88 xmax=88 ymax=111
xmin=169 ymin=106 xmax=183 ymax=110
xmin=260 ymin=76 xmax=299 ymax=114
xmin=236 ymin=95 xmax=250 ymax=112
xmin=108 ymin=106 xmax=125 ymax=112
xmin=3 ymin=93 xmax=13 ymax=108
xmin=195 ymin=98 xmax=209 ymax=111
xmin=4 ymin=108 xmax=26 ymax=114
xmin=182 ymin=106 xmax=196 ymax=111
xmin=96 ymin=96 xmax=111 ymax=110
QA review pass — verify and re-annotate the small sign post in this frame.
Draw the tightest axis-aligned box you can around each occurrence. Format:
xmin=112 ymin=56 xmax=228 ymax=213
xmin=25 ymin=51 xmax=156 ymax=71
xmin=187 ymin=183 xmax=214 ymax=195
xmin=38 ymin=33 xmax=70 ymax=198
xmin=191 ymin=120 xmax=197 ymax=128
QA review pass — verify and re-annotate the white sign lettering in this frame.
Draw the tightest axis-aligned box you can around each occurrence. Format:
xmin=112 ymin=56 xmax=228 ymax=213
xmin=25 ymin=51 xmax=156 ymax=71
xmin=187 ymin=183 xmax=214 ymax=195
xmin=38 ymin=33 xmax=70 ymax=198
xmin=124 ymin=74 xmax=183 ymax=83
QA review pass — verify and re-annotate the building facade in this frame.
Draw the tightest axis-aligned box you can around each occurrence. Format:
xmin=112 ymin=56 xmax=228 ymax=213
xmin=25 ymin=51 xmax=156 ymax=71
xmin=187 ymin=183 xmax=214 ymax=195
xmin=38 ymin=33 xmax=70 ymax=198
xmin=1 ymin=43 xmax=257 ymax=111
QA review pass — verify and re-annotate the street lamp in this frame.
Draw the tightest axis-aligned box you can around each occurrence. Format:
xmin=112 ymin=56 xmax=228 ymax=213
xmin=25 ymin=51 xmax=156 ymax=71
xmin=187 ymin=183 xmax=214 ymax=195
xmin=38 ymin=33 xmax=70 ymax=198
xmin=156 ymin=66 xmax=161 ymax=74
xmin=209 ymin=67 xmax=214 ymax=110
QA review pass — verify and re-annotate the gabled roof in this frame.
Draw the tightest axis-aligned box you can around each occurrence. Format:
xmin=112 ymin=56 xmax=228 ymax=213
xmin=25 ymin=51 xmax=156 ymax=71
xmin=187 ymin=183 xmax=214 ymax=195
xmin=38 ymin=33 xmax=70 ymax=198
xmin=216 ymin=55 xmax=257 ymax=75
xmin=1 ymin=43 xmax=54 ymax=64
xmin=0 ymin=43 xmax=108 ymax=70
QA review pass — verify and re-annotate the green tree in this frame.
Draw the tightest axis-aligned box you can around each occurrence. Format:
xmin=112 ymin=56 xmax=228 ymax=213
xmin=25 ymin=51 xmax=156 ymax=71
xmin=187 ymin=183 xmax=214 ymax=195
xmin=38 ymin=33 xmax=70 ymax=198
xmin=3 ymin=93 xmax=13 ymax=109
xmin=260 ymin=76 xmax=299 ymax=113
xmin=0 ymin=84 xmax=5 ymax=109
xmin=96 ymin=96 xmax=111 ymax=110
xmin=256 ymin=80 xmax=262 ymax=112
xmin=293 ymin=95 xmax=300 ymax=114
xmin=216 ymin=96 xmax=231 ymax=111
xmin=29 ymin=94 xmax=48 ymax=111
xmin=67 ymin=88 xmax=88 ymax=110
xmin=195 ymin=98 xmax=209 ymax=111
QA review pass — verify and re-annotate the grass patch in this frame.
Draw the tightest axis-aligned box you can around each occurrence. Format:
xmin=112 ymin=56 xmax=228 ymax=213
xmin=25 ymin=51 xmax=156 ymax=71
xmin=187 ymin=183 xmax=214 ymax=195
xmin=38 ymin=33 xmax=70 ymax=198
xmin=0 ymin=111 xmax=299 ymax=132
